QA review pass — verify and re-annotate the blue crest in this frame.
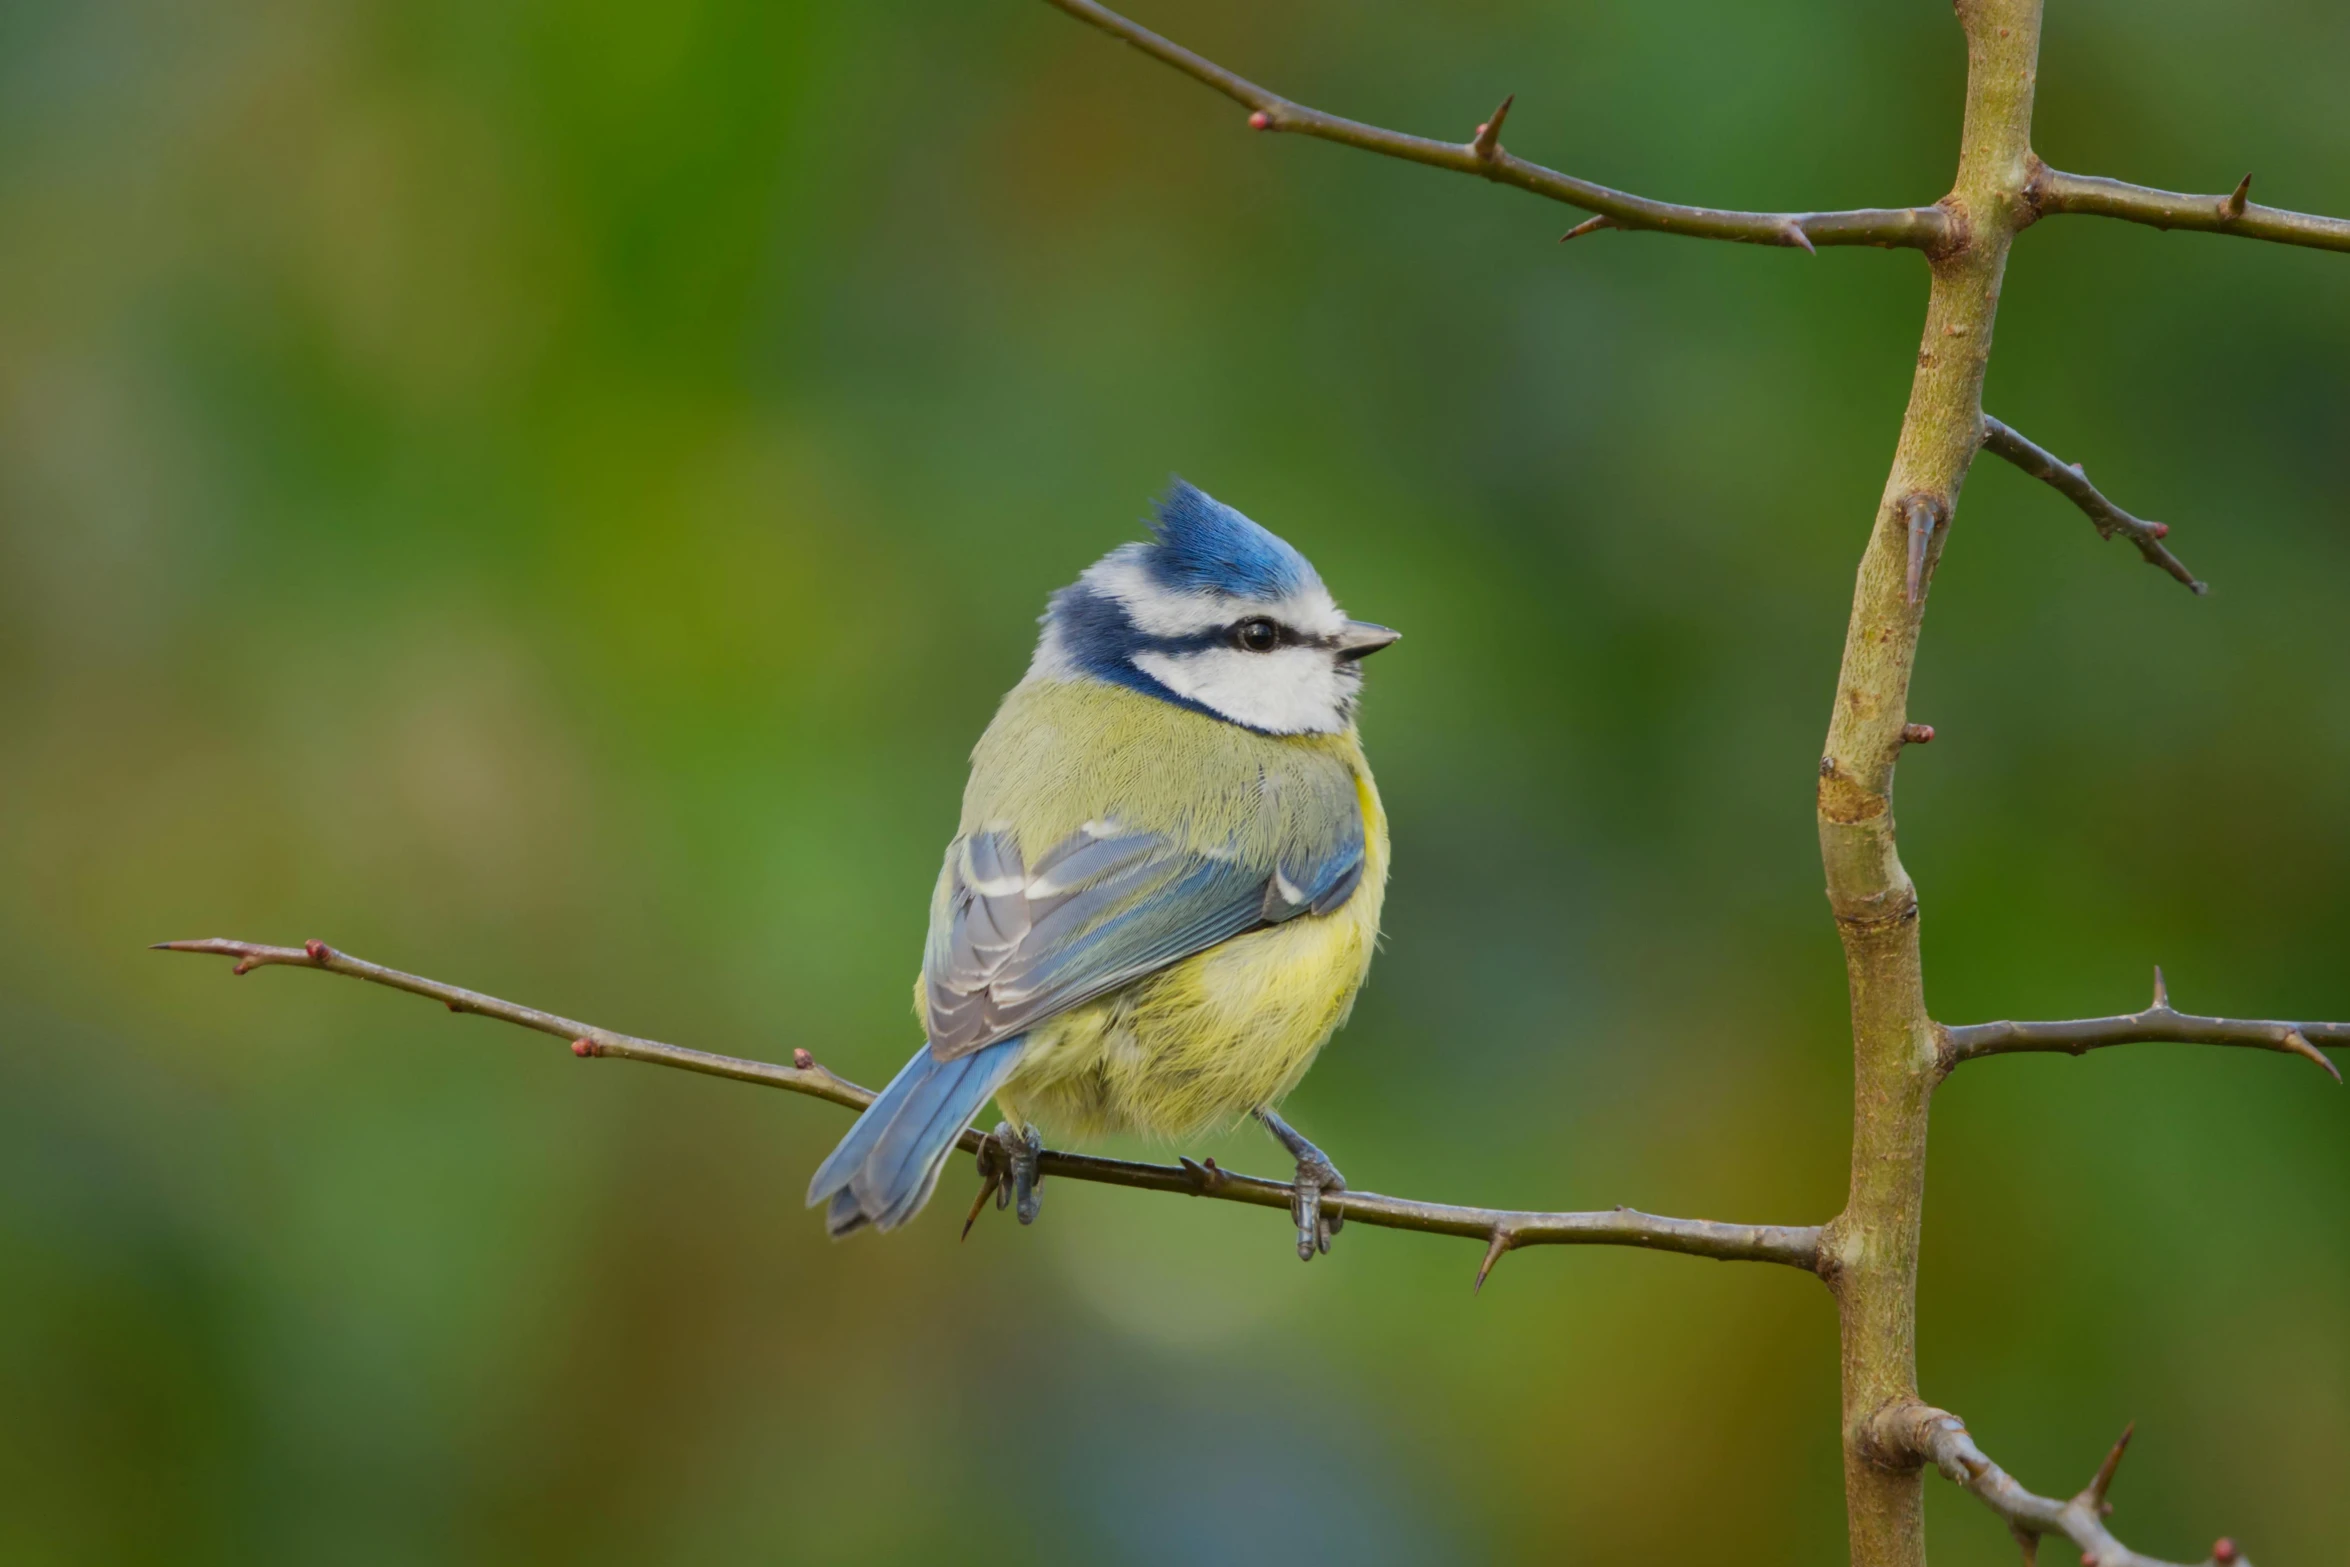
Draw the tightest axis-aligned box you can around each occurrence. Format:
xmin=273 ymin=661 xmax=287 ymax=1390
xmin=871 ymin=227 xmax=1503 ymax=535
xmin=1142 ymin=480 xmax=1318 ymax=600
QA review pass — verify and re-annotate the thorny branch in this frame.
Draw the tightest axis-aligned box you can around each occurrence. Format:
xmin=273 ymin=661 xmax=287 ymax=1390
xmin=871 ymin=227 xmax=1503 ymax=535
xmin=152 ymin=6 xmax=2350 ymax=1561
xmin=2031 ymin=164 xmax=2350 ymax=254
xmin=1040 ymin=0 xmax=1951 ymax=252
xmin=1943 ymin=968 xmax=2347 ymax=1081
xmin=152 ymin=939 xmax=1824 ymax=1279
xmin=1866 ymin=1402 xmax=2252 ymax=1567
xmin=1979 ymin=417 xmax=2206 ymax=593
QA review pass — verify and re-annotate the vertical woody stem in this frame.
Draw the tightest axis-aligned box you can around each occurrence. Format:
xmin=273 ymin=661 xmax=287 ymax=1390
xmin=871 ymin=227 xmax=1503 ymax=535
xmin=1818 ymin=3 xmax=2043 ymax=1563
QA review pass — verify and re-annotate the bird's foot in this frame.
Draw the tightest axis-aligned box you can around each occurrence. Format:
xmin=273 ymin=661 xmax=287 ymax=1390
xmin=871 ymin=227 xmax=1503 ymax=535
xmin=1255 ymin=1107 xmax=1346 ymax=1261
xmin=964 ymin=1122 xmax=1045 ymax=1236
xmin=1001 ymin=1121 xmax=1045 ymax=1225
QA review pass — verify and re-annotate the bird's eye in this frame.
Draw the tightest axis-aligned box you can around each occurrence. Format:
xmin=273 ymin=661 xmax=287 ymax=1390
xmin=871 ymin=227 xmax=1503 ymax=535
xmin=1233 ymin=617 xmax=1280 ymax=653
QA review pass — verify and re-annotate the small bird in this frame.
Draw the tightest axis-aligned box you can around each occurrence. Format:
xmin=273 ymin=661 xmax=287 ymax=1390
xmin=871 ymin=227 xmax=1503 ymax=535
xmin=806 ymin=480 xmax=1397 ymax=1259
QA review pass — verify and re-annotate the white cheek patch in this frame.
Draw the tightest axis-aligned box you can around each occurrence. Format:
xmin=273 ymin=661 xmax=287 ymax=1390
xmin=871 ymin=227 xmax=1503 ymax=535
xmin=1132 ymin=645 xmax=1355 ymax=735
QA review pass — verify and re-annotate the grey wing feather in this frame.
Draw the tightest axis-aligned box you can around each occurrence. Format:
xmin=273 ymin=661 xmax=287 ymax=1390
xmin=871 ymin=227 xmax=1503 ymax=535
xmin=922 ymin=804 xmax=1364 ymax=1062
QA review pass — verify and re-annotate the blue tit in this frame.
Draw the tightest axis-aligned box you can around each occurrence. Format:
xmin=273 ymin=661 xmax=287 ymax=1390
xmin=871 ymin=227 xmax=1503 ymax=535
xmin=806 ymin=480 xmax=1397 ymax=1260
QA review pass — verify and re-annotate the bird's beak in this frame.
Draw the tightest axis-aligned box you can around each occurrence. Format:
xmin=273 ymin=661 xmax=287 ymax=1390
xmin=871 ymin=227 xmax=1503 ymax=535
xmin=1333 ymin=620 xmax=1401 ymax=660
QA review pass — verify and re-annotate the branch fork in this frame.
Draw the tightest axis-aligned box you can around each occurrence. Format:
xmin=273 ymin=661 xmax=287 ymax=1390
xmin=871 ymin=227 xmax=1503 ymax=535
xmin=1868 ymin=1402 xmax=2253 ymax=1567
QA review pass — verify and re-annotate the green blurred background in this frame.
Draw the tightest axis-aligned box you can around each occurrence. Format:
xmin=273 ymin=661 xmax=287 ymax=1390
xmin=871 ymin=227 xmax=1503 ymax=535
xmin=3 ymin=0 xmax=2345 ymax=1561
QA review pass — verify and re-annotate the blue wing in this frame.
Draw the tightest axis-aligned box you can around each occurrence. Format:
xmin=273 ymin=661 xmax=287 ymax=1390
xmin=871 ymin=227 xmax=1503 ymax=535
xmin=922 ymin=806 xmax=1365 ymax=1062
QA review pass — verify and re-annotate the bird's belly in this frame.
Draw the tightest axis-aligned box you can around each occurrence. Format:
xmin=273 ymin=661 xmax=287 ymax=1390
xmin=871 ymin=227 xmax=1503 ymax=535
xmin=997 ymin=887 xmax=1378 ymax=1144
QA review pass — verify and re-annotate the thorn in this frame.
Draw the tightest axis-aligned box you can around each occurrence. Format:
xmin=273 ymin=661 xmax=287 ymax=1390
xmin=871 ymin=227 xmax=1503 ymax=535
xmin=1559 ymin=214 xmax=1613 ymax=243
xmin=1247 ymin=110 xmax=1271 ymax=131
xmin=1902 ymin=494 xmax=1943 ymax=607
xmin=1781 ymin=220 xmax=1817 ymax=255
xmin=2145 ymin=521 xmax=2170 ymax=539
xmin=2283 ymin=1029 xmax=2342 ymax=1084
xmin=2087 ymin=1422 xmax=2134 ymax=1509
xmin=445 ymin=1000 xmax=464 ymax=1012
xmin=1474 ymin=1228 xmax=1514 ymax=1294
xmin=302 ymin=939 xmax=329 ymax=963
xmin=231 ymin=959 xmax=256 ymax=975
xmin=571 ymin=1038 xmax=598 ymax=1058
xmin=1471 ymin=93 xmax=1514 ymax=160
xmin=961 ymin=1166 xmax=1003 ymax=1240
xmin=1902 ymin=723 xmax=1936 ymax=745
xmin=2151 ymin=966 xmax=2170 ymax=1010
xmin=2009 ymin=1523 xmax=2040 ymax=1567
xmin=792 ymin=1048 xmax=815 ymax=1070
xmin=2221 ymin=173 xmax=2251 ymax=220
xmin=1177 ymin=1155 xmax=1227 ymax=1193
xmin=2212 ymin=1538 xmax=2240 ymax=1564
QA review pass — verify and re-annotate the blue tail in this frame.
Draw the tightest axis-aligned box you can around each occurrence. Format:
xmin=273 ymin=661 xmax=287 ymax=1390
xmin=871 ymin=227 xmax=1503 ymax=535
xmin=805 ymin=1037 xmax=1025 ymax=1236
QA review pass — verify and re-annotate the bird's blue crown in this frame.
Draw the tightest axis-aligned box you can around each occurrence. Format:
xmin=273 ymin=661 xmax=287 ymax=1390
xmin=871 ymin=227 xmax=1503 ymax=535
xmin=1137 ymin=480 xmax=1320 ymax=600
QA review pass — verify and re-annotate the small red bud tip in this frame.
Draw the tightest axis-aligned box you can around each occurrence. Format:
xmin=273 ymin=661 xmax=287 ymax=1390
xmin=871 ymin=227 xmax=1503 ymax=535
xmin=2081 ymin=1555 xmax=2096 ymax=1567
xmin=2146 ymin=521 xmax=2170 ymax=538
xmin=571 ymin=1038 xmax=595 ymax=1058
xmin=303 ymin=939 xmax=328 ymax=962
xmin=2213 ymin=1540 xmax=2239 ymax=1564
xmin=1903 ymin=723 xmax=1935 ymax=745
xmin=1246 ymin=110 xmax=1270 ymax=131
xmin=792 ymin=1048 xmax=814 ymax=1070
xmin=232 ymin=959 xmax=256 ymax=975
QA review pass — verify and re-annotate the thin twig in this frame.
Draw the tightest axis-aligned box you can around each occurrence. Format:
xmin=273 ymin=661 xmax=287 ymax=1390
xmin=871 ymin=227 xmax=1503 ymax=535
xmin=2030 ymin=163 xmax=2350 ymax=253
xmin=1867 ymin=1401 xmax=2252 ymax=1567
xmin=154 ymin=939 xmax=1826 ymax=1273
xmin=1942 ymin=967 xmax=2346 ymax=1080
xmin=1039 ymin=0 xmax=1951 ymax=252
xmin=1980 ymin=415 xmax=2207 ymax=593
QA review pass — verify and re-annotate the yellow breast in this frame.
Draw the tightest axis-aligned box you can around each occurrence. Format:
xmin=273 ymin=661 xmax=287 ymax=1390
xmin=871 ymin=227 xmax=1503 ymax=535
xmin=996 ymin=763 xmax=1388 ymax=1142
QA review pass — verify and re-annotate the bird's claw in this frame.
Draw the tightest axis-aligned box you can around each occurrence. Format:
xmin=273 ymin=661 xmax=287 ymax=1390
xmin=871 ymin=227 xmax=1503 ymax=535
xmin=966 ymin=1123 xmax=1044 ymax=1236
xmin=1290 ymin=1154 xmax=1346 ymax=1261
xmin=1255 ymin=1107 xmax=1346 ymax=1263
xmin=997 ymin=1122 xmax=1044 ymax=1225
